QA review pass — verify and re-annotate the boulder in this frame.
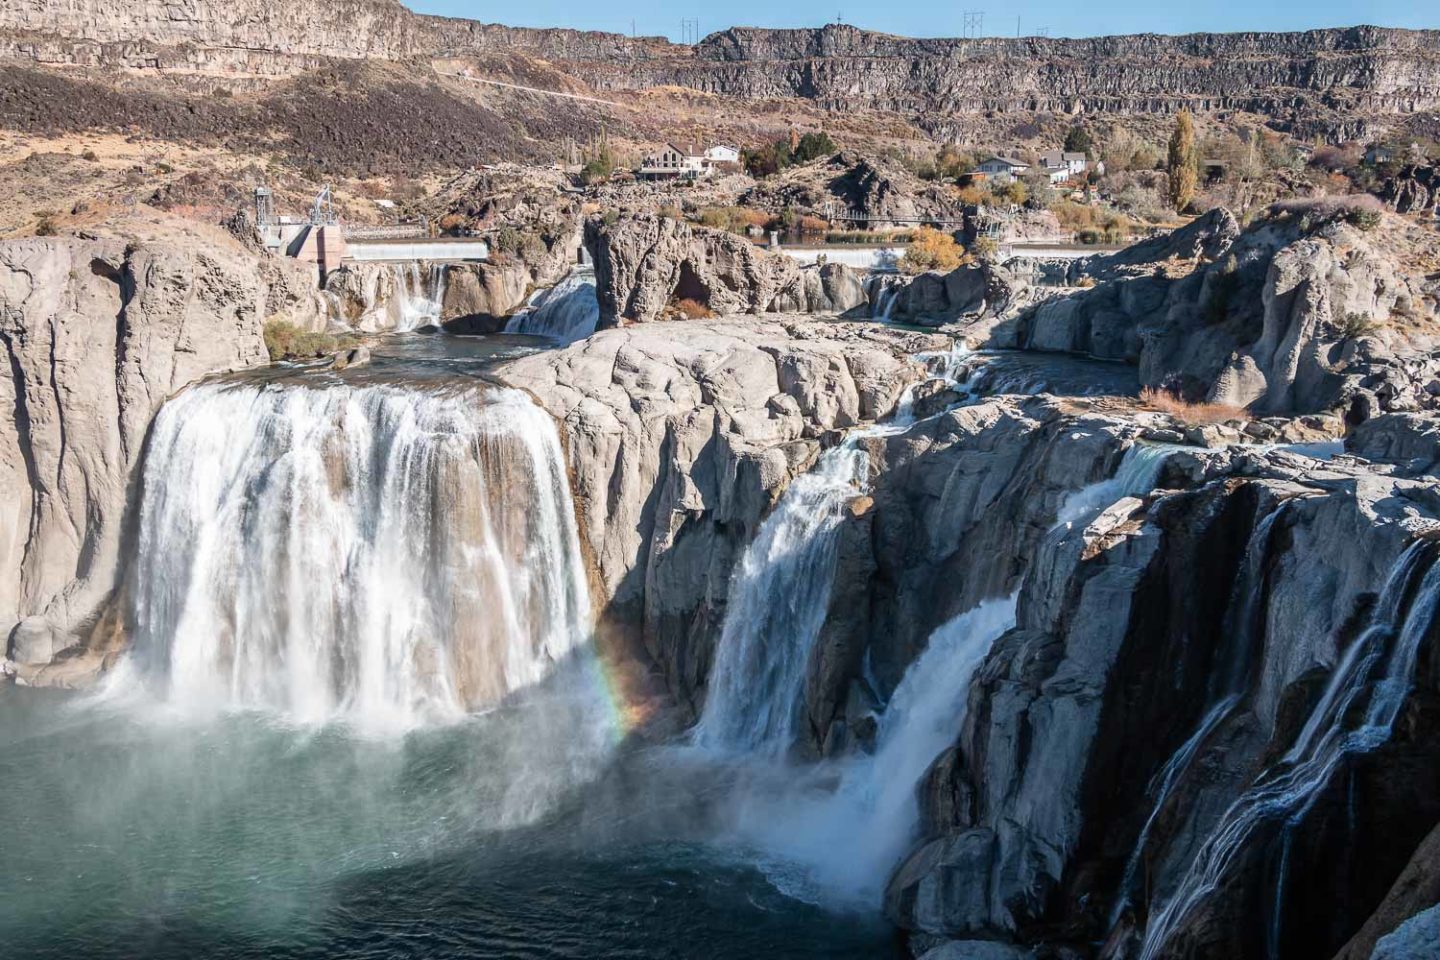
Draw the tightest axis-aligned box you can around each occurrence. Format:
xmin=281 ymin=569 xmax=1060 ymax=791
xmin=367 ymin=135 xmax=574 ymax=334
xmin=1371 ymin=905 xmax=1440 ymax=960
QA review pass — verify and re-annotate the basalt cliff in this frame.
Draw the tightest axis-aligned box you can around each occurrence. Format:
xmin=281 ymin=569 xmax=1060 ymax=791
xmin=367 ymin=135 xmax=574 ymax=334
xmin=3 ymin=2 xmax=1438 ymax=123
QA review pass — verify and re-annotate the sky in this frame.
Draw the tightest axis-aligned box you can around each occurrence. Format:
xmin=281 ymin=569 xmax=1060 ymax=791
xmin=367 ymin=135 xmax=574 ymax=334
xmin=405 ymin=0 xmax=1433 ymax=44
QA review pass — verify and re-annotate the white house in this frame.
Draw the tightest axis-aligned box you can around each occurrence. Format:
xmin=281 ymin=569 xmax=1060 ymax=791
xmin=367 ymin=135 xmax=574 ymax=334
xmin=972 ymin=156 xmax=1031 ymax=182
xmin=704 ymin=145 xmax=741 ymax=165
xmin=1039 ymin=150 xmax=1088 ymax=183
xmin=639 ymin=143 xmax=718 ymax=179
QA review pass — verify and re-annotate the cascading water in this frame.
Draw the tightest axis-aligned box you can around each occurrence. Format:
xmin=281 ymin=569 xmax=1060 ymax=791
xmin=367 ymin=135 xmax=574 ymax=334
xmin=696 ymin=339 xmax=971 ymax=755
xmin=692 ymin=441 xmax=871 ymax=755
xmin=505 ymin=267 xmax=600 ymax=344
xmin=126 ymin=377 xmax=590 ymax=731
xmin=391 ymin=261 xmax=448 ymax=331
xmin=1137 ymin=540 xmax=1440 ymax=960
xmin=725 ymin=596 xmax=1018 ymax=906
xmin=1053 ymin=442 xmax=1180 ymax=529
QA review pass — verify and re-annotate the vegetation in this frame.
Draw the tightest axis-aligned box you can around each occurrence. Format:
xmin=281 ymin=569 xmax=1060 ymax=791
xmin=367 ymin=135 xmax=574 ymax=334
xmin=1167 ymin=110 xmax=1199 ymax=212
xmin=263 ymin=320 xmax=356 ymax=362
xmin=1063 ymin=126 xmax=1094 ymax=158
xmin=695 ymin=205 xmax=771 ymax=234
xmin=899 ymin=227 xmax=968 ymax=275
xmin=1138 ymin=385 xmax=1247 ymax=424
xmin=33 ymin=214 xmax=58 ymax=236
xmin=1336 ymin=311 xmax=1379 ymax=340
xmin=491 ymin=225 xmax=547 ymax=262
xmin=579 ymin=144 xmax=617 ymax=185
xmin=670 ymin=298 xmax=714 ymax=320
xmin=742 ymin=131 xmax=838 ymax=177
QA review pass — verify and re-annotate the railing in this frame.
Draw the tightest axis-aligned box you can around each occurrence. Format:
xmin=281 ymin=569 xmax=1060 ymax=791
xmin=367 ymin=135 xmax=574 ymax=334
xmin=344 ymin=223 xmax=428 ymax=241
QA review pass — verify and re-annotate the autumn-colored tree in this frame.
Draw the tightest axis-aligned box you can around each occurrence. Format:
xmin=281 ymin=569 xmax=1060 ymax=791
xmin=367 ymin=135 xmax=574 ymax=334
xmin=1167 ymin=110 xmax=1199 ymax=212
xmin=899 ymin=227 xmax=968 ymax=275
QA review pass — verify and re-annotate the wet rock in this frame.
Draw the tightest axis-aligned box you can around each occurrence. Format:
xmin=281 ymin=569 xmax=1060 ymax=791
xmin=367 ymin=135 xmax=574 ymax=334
xmin=7 ymin=616 xmax=59 ymax=665
xmin=918 ymin=942 xmax=1033 ymax=960
xmin=1371 ymin=904 xmax=1440 ymax=960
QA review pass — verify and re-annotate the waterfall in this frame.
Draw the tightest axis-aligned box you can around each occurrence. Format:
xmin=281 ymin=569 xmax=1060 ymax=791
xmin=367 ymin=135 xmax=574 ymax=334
xmin=392 ymin=262 xmax=447 ymax=332
xmin=1053 ymin=442 xmax=1179 ymax=529
xmin=727 ymin=595 xmax=1018 ymax=906
xmin=126 ymin=378 xmax=590 ymax=731
xmin=1108 ymin=504 xmax=1288 ymax=928
xmin=1138 ymin=540 xmax=1440 ymax=960
xmin=692 ymin=441 xmax=871 ymax=755
xmin=505 ymin=267 xmax=600 ymax=344
xmin=869 ymin=276 xmax=905 ymax=321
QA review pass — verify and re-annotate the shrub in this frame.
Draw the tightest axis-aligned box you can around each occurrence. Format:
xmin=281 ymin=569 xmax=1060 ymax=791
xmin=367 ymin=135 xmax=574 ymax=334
xmin=792 ymin=131 xmax=837 ymax=164
xmin=263 ymin=320 xmax=356 ymax=361
xmin=968 ymin=236 xmax=998 ymax=261
xmin=81 ymin=149 xmax=99 ymax=162
xmin=34 ymin=216 xmax=58 ymax=236
xmin=899 ymin=227 xmax=968 ymax=275
xmin=580 ymin=145 xmax=616 ymax=185
xmin=1138 ymin=386 xmax=1247 ymax=424
xmin=1335 ymin=311 xmax=1379 ymax=340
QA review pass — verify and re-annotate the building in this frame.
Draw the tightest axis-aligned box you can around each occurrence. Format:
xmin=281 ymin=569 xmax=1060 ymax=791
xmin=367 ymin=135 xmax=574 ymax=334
xmin=639 ymin=143 xmax=711 ymax=179
xmin=971 ymin=156 xmax=1031 ymax=182
xmin=704 ymin=145 xmax=741 ymax=165
xmin=1038 ymin=150 xmax=1088 ymax=183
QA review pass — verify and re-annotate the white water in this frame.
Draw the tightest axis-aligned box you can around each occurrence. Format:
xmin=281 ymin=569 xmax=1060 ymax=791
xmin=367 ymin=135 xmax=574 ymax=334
xmin=392 ymin=262 xmax=448 ymax=331
xmin=692 ymin=441 xmax=871 ymax=755
xmin=505 ymin=268 xmax=600 ymax=344
xmin=1138 ymin=541 xmax=1440 ymax=959
xmin=728 ymin=596 xmax=1018 ymax=906
xmin=695 ymin=340 xmax=969 ymax=755
xmin=125 ymin=379 xmax=591 ymax=733
xmin=1053 ymin=442 xmax=1179 ymax=529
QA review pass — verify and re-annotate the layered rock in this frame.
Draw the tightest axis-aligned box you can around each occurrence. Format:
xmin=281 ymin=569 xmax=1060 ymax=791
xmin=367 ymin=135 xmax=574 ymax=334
xmin=0 ymin=220 xmax=323 ymax=669
xmin=585 ymin=214 xmax=868 ymax=327
xmin=493 ymin=317 xmax=947 ymax=708
xmin=868 ymin=262 xmax=1028 ymax=327
xmin=995 ymin=206 xmax=1440 ymax=416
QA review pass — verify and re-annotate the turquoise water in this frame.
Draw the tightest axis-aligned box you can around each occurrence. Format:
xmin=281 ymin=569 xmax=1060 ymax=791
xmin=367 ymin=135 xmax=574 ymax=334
xmin=0 ymin=685 xmax=899 ymax=960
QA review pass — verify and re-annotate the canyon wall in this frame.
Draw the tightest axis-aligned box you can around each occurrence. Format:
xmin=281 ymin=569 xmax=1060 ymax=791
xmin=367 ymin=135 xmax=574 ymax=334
xmin=3 ymin=3 xmax=1438 ymax=119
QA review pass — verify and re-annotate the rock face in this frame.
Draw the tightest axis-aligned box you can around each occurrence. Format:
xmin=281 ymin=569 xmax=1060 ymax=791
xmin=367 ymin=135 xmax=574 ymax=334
xmin=0 ymin=223 xmax=321 ymax=663
xmin=738 ymin=152 xmax=967 ymax=228
xmin=493 ymin=317 xmax=947 ymax=709
xmin=1382 ymin=165 xmax=1440 ymax=215
xmin=5 ymin=4 xmax=1437 ymax=124
xmin=995 ymin=206 xmax=1440 ymax=416
xmin=585 ymin=215 xmax=867 ymax=326
xmin=868 ymin=262 xmax=1027 ymax=327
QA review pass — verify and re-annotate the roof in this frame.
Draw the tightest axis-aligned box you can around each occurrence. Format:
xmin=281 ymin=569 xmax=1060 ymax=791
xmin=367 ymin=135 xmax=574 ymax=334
xmin=982 ymin=155 xmax=1030 ymax=168
xmin=1039 ymin=150 xmax=1087 ymax=166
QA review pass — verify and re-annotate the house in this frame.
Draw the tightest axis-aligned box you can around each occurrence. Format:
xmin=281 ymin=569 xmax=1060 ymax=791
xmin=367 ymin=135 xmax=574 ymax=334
xmin=639 ymin=143 xmax=719 ymax=179
xmin=704 ymin=145 xmax=741 ymax=165
xmin=1364 ymin=144 xmax=1393 ymax=166
xmin=1038 ymin=150 xmax=1088 ymax=183
xmin=971 ymin=156 xmax=1031 ymax=182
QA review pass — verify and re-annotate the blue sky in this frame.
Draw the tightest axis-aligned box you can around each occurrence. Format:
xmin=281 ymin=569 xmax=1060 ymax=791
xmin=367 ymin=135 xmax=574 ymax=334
xmin=405 ymin=1 xmax=1433 ymax=43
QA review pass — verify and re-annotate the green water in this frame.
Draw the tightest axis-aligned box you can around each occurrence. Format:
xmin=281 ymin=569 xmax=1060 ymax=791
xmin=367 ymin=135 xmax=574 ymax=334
xmin=0 ymin=685 xmax=900 ymax=959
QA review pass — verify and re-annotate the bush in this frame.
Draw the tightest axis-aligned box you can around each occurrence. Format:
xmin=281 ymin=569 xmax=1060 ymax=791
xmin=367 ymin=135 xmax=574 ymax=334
xmin=263 ymin=320 xmax=356 ymax=361
xmin=792 ymin=131 xmax=837 ymax=164
xmin=1335 ymin=311 xmax=1379 ymax=340
xmin=899 ymin=227 xmax=967 ymax=275
xmin=580 ymin=145 xmax=616 ymax=185
xmin=34 ymin=216 xmax=57 ymax=236
xmin=80 ymin=149 xmax=99 ymax=162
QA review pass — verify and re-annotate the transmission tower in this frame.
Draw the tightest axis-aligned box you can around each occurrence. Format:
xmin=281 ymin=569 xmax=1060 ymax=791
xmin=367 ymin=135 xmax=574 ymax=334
xmin=962 ymin=11 xmax=984 ymax=39
xmin=680 ymin=18 xmax=700 ymax=44
xmin=1036 ymin=26 xmax=1050 ymax=37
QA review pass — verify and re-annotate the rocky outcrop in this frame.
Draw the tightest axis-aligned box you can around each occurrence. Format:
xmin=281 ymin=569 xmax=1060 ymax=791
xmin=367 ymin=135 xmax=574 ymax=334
xmin=996 ymin=206 xmax=1440 ymax=416
xmin=883 ymin=437 xmax=1440 ymax=959
xmin=738 ymin=152 xmax=967 ymax=228
xmin=1 ymin=223 xmax=322 ymax=671
xmin=1381 ymin=165 xmax=1440 ymax=215
xmin=493 ymin=317 xmax=948 ymax=709
xmin=585 ymin=215 xmax=867 ymax=326
xmin=868 ymin=262 xmax=1027 ymax=327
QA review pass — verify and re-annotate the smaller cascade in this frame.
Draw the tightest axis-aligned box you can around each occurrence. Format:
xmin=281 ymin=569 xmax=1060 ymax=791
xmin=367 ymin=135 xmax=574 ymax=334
xmin=1053 ymin=442 xmax=1180 ymax=529
xmin=505 ymin=268 xmax=600 ymax=344
xmin=867 ymin=275 xmax=907 ymax=322
xmin=727 ymin=596 xmax=1018 ymax=906
xmin=1138 ymin=540 xmax=1440 ymax=960
xmin=391 ymin=262 xmax=448 ymax=331
xmin=692 ymin=441 xmax=870 ymax=754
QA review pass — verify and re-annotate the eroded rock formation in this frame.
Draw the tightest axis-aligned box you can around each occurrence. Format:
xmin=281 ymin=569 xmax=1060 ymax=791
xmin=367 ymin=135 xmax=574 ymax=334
xmin=0 ymin=220 xmax=323 ymax=668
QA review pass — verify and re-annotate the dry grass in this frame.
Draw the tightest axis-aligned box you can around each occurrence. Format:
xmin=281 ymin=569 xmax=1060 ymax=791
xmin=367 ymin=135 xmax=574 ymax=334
xmin=671 ymin=298 xmax=714 ymax=320
xmin=1138 ymin=386 xmax=1247 ymax=424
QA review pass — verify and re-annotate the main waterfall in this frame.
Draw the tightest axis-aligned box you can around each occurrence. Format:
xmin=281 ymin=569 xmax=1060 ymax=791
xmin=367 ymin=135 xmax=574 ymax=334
xmin=126 ymin=376 xmax=590 ymax=730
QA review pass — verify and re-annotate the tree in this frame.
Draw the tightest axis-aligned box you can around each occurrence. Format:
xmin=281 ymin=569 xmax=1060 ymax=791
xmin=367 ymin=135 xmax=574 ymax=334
xmin=899 ymin=227 xmax=967 ymax=275
xmin=793 ymin=131 xmax=837 ymax=164
xmin=1064 ymin=126 xmax=1094 ymax=158
xmin=1167 ymin=110 xmax=1199 ymax=212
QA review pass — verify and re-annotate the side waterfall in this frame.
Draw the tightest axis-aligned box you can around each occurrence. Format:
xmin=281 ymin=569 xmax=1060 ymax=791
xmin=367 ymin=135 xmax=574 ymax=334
xmin=392 ymin=262 xmax=447 ymax=331
xmin=696 ymin=344 xmax=970 ymax=755
xmin=505 ymin=268 xmax=600 ymax=344
xmin=1108 ymin=505 xmax=1289 ymax=929
xmin=1138 ymin=540 xmax=1440 ymax=959
xmin=730 ymin=596 xmax=1018 ymax=906
xmin=127 ymin=379 xmax=590 ymax=730
xmin=1053 ymin=442 xmax=1179 ymax=529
